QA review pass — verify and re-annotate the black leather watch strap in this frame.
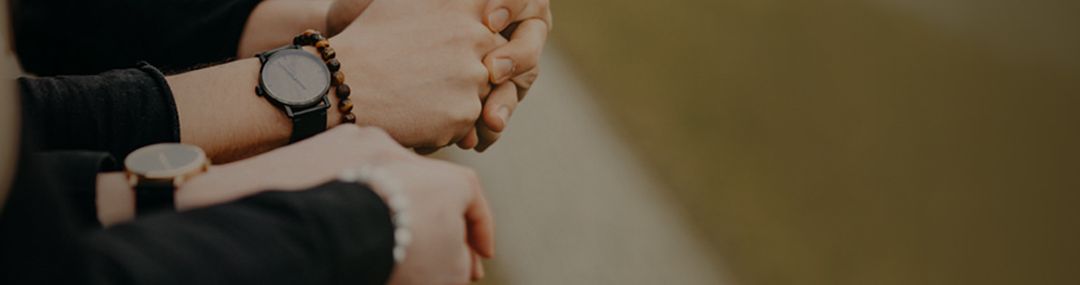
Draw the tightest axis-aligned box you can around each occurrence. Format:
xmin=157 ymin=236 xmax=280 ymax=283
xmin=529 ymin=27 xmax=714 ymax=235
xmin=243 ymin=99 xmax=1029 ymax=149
xmin=290 ymin=106 xmax=327 ymax=143
xmin=258 ymin=45 xmax=331 ymax=143
xmin=135 ymin=180 xmax=176 ymax=216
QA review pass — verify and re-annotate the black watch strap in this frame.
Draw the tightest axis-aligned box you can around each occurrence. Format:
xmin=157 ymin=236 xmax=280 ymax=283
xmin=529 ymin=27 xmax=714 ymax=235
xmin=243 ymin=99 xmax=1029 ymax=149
xmin=290 ymin=106 xmax=327 ymax=143
xmin=135 ymin=180 xmax=176 ymax=216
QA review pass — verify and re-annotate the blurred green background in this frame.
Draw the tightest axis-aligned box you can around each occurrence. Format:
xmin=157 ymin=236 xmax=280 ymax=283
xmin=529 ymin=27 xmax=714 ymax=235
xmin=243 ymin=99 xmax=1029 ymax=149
xmin=546 ymin=0 xmax=1080 ymax=284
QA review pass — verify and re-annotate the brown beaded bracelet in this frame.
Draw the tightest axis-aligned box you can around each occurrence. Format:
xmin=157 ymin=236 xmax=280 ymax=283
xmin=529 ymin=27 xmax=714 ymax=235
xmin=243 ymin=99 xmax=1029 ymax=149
xmin=293 ymin=29 xmax=356 ymax=124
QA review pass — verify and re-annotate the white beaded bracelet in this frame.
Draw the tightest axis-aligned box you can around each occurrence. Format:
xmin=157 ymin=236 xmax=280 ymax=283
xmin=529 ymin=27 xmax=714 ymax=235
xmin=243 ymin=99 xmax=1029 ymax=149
xmin=339 ymin=166 xmax=411 ymax=264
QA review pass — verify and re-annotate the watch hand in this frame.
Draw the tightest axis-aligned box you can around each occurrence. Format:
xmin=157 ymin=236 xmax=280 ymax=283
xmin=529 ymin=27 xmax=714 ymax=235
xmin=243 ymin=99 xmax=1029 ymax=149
xmin=158 ymin=153 xmax=174 ymax=169
xmin=281 ymin=63 xmax=308 ymax=90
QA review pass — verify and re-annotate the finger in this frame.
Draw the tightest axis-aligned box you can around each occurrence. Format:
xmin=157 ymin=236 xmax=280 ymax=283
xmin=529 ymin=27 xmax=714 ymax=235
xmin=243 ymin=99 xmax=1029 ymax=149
xmin=484 ymin=0 xmax=552 ymax=33
xmin=475 ymin=123 xmax=501 ymax=153
xmin=470 ymin=250 xmax=486 ymax=281
xmin=456 ymin=128 xmax=480 ymax=150
xmin=478 ymin=78 xmax=496 ymax=102
xmin=511 ymin=66 xmax=540 ymax=100
xmin=464 ymin=178 xmax=495 ymax=258
xmin=475 ymin=83 xmax=518 ymax=152
xmin=545 ymin=4 xmax=554 ymax=30
xmin=482 ymin=82 xmax=520 ymax=133
xmin=484 ymin=19 xmax=549 ymax=84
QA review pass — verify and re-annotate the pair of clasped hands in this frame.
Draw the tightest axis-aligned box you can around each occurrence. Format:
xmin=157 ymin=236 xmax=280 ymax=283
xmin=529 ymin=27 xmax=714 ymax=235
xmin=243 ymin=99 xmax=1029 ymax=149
xmin=185 ymin=0 xmax=551 ymax=284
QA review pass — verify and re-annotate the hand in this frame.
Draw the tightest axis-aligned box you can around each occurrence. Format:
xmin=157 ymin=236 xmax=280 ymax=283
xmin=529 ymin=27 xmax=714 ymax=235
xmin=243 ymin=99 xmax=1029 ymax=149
xmin=481 ymin=0 xmax=552 ymax=96
xmin=243 ymin=0 xmax=550 ymax=152
xmin=459 ymin=0 xmax=553 ymax=152
xmin=325 ymin=0 xmax=501 ymax=149
xmin=358 ymin=147 xmax=495 ymax=284
xmin=177 ymin=125 xmax=495 ymax=283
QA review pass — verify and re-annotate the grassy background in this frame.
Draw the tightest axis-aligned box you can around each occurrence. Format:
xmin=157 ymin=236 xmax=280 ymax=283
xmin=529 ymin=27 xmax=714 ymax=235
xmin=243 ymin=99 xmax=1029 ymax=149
xmin=547 ymin=1 xmax=1080 ymax=284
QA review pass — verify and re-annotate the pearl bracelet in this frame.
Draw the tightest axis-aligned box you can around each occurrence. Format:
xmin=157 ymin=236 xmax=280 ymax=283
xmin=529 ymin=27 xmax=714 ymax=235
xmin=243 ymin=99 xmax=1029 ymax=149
xmin=339 ymin=166 xmax=411 ymax=263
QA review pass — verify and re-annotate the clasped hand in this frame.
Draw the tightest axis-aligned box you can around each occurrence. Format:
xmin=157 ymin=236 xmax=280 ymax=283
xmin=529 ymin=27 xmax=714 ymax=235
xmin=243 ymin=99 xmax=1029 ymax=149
xmin=203 ymin=0 xmax=549 ymax=284
xmin=325 ymin=0 xmax=552 ymax=153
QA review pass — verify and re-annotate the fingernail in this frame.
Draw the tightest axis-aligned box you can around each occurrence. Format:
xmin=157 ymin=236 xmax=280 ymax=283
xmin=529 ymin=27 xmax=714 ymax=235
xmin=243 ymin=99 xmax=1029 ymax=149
xmin=496 ymin=105 xmax=510 ymax=125
xmin=493 ymin=58 xmax=515 ymax=82
xmin=487 ymin=8 xmax=511 ymax=32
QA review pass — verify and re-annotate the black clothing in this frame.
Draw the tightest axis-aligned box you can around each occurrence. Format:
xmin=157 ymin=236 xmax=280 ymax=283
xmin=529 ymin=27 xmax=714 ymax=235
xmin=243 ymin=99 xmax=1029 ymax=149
xmin=8 ymin=0 xmax=397 ymax=283
xmin=14 ymin=0 xmax=267 ymax=159
xmin=11 ymin=62 xmax=397 ymax=284
xmin=1 ymin=133 xmax=396 ymax=285
xmin=12 ymin=0 xmax=262 ymax=75
xmin=19 ymin=62 xmax=180 ymax=161
xmin=30 ymin=151 xmax=117 ymax=230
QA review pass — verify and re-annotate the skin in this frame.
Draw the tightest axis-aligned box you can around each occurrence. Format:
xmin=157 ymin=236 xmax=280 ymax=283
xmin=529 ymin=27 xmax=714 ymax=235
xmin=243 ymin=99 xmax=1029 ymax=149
xmin=98 ymin=126 xmax=495 ymax=283
xmin=2 ymin=1 xmax=507 ymax=281
xmin=242 ymin=0 xmax=554 ymax=154
xmin=178 ymin=0 xmax=555 ymax=159
xmin=470 ymin=0 xmax=553 ymax=152
xmin=173 ymin=0 xmax=501 ymax=162
xmin=104 ymin=2 xmax=509 ymax=277
xmin=0 ymin=92 xmax=13 ymax=212
xmin=97 ymin=2 xmax=528 ymax=280
xmin=0 ymin=15 xmax=17 ymax=212
xmin=33 ymin=0 xmax=549 ymax=281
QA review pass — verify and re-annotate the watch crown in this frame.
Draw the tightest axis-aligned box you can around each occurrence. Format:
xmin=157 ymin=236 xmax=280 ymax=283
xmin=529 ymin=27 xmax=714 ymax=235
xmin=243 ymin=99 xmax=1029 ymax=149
xmin=255 ymin=86 xmax=264 ymax=96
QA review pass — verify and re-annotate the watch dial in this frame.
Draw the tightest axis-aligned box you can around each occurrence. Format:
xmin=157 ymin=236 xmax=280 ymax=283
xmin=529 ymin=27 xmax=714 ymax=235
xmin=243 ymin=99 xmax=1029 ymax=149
xmin=261 ymin=49 xmax=331 ymax=106
xmin=125 ymin=144 xmax=204 ymax=177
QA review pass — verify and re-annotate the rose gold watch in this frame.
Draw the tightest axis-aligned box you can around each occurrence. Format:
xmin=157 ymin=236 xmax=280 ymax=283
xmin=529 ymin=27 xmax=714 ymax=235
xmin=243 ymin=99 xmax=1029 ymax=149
xmin=124 ymin=143 xmax=210 ymax=216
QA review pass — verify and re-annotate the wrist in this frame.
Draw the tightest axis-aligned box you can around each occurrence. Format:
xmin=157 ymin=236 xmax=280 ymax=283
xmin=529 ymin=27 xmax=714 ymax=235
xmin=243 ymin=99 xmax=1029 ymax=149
xmin=339 ymin=165 xmax=412 ymax=263
xmin=298 ymin=45 xmax=352 ymax=130
xmin=96 ymin=172 xmax=134 ymax=227
xmin=325 ymin=37 xmax=362 ymax=129
xmin=174 ymin=163 xmax=258 ymax=211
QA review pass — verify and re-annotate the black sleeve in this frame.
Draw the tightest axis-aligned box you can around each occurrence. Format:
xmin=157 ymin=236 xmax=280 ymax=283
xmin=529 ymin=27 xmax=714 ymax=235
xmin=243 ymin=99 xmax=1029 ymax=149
xmin=1 ymin=141 xmax=395 ymax=284
xmin=84 ymin=182 xmax=396 ymax=285
xmin=30 ymin=151 xmax=118 ymax=230
xmin=18 ymin=62 xmax=181 ymax=161
xmin=12 ymin=0 xmax=263 ymax=76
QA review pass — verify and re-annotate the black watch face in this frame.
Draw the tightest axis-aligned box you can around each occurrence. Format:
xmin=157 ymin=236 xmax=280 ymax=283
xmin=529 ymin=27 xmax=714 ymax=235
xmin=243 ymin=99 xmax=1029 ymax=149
xmin=260 ymin=49 xmax=331 ymax=106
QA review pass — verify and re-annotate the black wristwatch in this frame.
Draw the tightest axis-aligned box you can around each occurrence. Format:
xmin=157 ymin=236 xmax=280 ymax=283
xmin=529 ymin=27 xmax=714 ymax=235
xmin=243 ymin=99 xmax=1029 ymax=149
xmin=125 ymin=143 xmax=210 ymax=217
xmin=256 ymin=45 xmax=332 ymax=142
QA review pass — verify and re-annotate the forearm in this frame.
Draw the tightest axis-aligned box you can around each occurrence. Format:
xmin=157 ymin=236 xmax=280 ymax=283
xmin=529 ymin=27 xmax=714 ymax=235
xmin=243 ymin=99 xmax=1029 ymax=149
xmin=93 ymin=114 xmax=358 ymax=226
xmin=237 ymin=0 xmax=333 ymax=58
xmin=167 ymin=58 xmax=289 ymax=161
xmin=169 ymin=0 xmax=347 ymax=162
xmin=166 ymin=53 xmax=348 ymax=162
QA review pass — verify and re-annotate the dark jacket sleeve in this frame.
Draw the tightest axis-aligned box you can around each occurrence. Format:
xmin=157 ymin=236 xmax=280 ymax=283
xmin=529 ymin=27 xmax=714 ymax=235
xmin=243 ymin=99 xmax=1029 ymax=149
xmin=84 ymin=182 xmax=396 ymax=285
xmin=1 ymin=140 xmax=395 ymax=284
xmin=19 ymin=62 xmax=181 ymax=161
xmin=12 ymin=0 xmax=263 ymax=75
xmin=30 ymin=151 xmax=118 ymax=230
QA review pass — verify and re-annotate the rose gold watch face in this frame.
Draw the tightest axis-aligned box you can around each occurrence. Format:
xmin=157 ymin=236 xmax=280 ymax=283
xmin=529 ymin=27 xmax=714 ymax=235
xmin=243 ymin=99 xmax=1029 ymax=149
xmin=125 ymin=143 xmax=207 ymax=179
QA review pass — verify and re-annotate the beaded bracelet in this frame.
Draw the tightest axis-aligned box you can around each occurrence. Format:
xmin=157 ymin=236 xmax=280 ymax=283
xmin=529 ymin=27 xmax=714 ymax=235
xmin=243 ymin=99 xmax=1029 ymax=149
xmin=293 ymin=29 xmax=356 ymax=125
xmin=339 ymin=166 xmax=411 ymax=264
